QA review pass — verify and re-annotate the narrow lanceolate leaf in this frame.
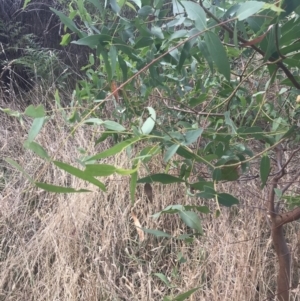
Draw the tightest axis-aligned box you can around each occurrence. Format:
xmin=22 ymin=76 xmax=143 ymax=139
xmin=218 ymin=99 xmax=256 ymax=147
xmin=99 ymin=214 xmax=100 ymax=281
xmin=103 ymin=121 xmax=126 ymax=132
xmin=5 ymin=158 xmax=33 ymax=182
xmin=138 ymin=174 xmax=184 ymax=184
xmin=54 ymin=161 xmax=106 ymax=191
xmin=178 ymin=41 xmax=191 ymax=71
xmin=87 ymin=0 xmax=102 ymax=11
xmin=260 ymin=155 xmax=270 ymax=189
xmin=142 ymin=228 xmax=172 ymax=238
xmin=35 ymin=183 xmax=91 ymax=193
xmin=90 ymin=136 xmax=141 ymax=160
xmin=181 ymin=1 xmax=206 ymax=31
xmin=116 ymin=167 xmax=138 ymax=175
xmin=101 ymin=50 xmax=112 ymax=82
xmin=84 ymin=164 xmax=117 ymax=176
xmin=178 ymin=211 xmax=203 ymax=234
xmin=72 ymin=34 xmax=111 ymax=47
xmin=130 ymin=170 xmax=138 ymax=203
xmin=172 ymin=287 xmax=201 ymax=301
xmin=217 ymin=193 xmax=239 ymax=207
xmin=50 ymin=8 xmax=83 ymax=37
xmin=236 ymin=1 xmax=264 ymax=21
xmin=109 ymin=45 xmax=117 ymax=79
xmin=153 ymin=273 xmax=172 ymax=287
xmin=27 ymin=117 xmax=45 ymax=142
xmin=164 ymin=144 xmax=179 ymax=162
xmin=118 ymin=55 xmax=128 ymax=81
xmin=198 ymin=41 xmax=213 ymax=72
xmin=224 ymin=111 xmax=237 ymax=134
xmin=141 ymin=107 xmax=156 ymax=134
xmin=24 ymin=141 xmax=50 ymax=160
xmin=110 ymin=0 xmax=121 ymax=14
xmin=204 ymin=31 xmax=230 ymax=81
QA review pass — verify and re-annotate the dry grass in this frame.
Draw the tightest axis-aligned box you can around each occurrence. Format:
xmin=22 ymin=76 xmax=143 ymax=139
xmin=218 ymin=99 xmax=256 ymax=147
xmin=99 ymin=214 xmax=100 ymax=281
xmin=1 ymin=99 xmax=300 ymax=301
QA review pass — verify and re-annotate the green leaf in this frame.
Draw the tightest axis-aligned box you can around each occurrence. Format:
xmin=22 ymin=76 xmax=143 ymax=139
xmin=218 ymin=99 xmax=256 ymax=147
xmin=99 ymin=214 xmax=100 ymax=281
xmin=143 ymin=229 xmax=172 ymax=238
xmin=153 ymin=273 xmax=172 ymax=287
xmin=204 ymin=31 xmax=230 ymax=81
xmin=196 ymin=186 xmax=216 ymax=199
xmin=90 ymin=137 xmax=141 ymax=160
xmin=131 ymin=0 xmax=141 ymax=8
xmin=181 ymin=1 xmax=206 ymax=31
xmin=87 ymin=0 xmax=103 ymax=11
xmin=190 ymin=181 xmax=214 ymax=191
xmin=24 ymin=104 xmax=45 ymax=118
xmin=101 ymin=50 xmax=112 ymax=82
xmin=28 ymin=117 xmax=45 ymax=142
xmin=110 ymin=0 xmax=121 ymax=14
xmin=141 ymin=107 xmax=156 ymax=134
xmin=213 ymin=157 xmax=241 ymax=181
xmin=138 ymin=145 xmax=160 ymax=163
xmin=118 ymin=55 xmax=128 ymax=81
xmin=178 ymin=41 xmax=191 ymax=71
xmin=125 ymin=1 xmax=137 ymax=11
xmin=183 ymin=128 xmax=203 ymax=145
xmin=5 ymin=158 xmax=33 ymax=182
xmin=85 ymin=118 xmax=125 ymax=131
xmin=236 ymin=1 xmax=264 ymax=21
xmin=22 ymin=0 xmax=32 ymax=9
xmin=103 ymin=120 xmax=126 ymax=131
xmin=138 ymin=5 xmax=154 ymax=17
xmin=84 ymin=118 xmax=104 ymax=125
xmin=176 ymin=147 xmax=206 ymax=164
xmin=281 ymin=125 xmax=297 ymax=140
xmin=0 ymin=107 xmax=22 ymax=118
xmin=84 ymin=164 xmax=117 ymax=176
xmin=198 ymin=41 xmax=213 ymax=73
xmin=134 ymin=36 xmax=154 ymax=49
xmin=54 ymin=161 xmax=106 ymax=191
xmin=172 ymin=287 xmax=201 ymax=301
xmin=50 ymin=8 xmax=83 ymax=37
xmin=260 ymin=155 xmax=270 ymax=189
xmin=152 ymin=205 xmax=185 ymax=218
xmin=35 ymin=183 xmax=90 ymax=193
xmin=170 ymin=29 xmax=188 ymax=41
xmin=172 ymin=0 xmax=184 ymax=15
xmin=60 ymin=33 xmax=71 ymax=46
xmin=151 ymin=26 xmax=164 ymax=39
xmin=24 ymin=141 xmax=50 ymax=160
xmin=138 ymin=174 xmax=184 ymax=184
xmin=72 ymin=34 xmax=111 ymax=47
xmin=84 ymin=164 xmax=136 ymax=176
xmin=109 ymin=45 xmax=117 ymax=79
xmin=224 ymin=111 xmax=237 ymax=134
xmin=178 ymin=211 xmax=203 ymax=234
xmin=184 ymin=205 xmax=210 ymax=214
xmin=164 ymin=144 xmax=180 ymax=162
xmin=130 ymin=170 xmax=138 ymax=203
xmin=217 ymin=193 xmax=239 ymax=207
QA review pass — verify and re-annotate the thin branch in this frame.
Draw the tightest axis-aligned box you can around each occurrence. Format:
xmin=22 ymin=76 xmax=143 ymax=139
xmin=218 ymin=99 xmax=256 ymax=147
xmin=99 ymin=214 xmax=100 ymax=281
xmin=199 ymin=2 xmax=300 ymax=89
xmin=280 ymin=147 xmax=300 ymax=175
xmin=162 ymin=99 xmax=224 ymax=117
xmin=282 ymin=169 xmax=300 ymax=195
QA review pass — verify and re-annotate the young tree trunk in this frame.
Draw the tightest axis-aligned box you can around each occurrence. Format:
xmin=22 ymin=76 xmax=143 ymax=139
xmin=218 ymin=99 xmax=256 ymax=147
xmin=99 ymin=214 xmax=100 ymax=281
xmin=271 ymin=221 xmax=290 ymax=301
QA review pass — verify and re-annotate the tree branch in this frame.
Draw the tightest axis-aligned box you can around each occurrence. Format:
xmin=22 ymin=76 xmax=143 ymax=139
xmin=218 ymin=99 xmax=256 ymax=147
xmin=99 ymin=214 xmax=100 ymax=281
xmin=199 ymin=3 xmax=300 ymax=89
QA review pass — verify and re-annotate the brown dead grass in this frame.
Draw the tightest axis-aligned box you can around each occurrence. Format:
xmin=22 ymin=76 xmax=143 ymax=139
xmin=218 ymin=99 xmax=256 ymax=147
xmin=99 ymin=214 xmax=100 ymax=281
xmin=1 ymin=100 xmax=300 ymax=301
